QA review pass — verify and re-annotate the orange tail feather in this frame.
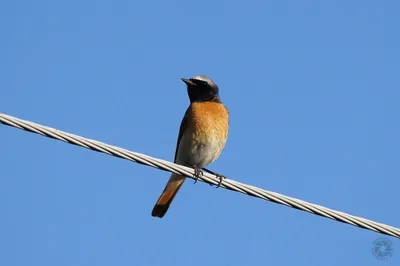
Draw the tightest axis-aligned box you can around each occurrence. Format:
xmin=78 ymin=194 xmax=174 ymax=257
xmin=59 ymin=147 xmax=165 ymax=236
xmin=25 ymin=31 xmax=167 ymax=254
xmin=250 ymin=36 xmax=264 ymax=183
xmin=151 ymin=174 xmax=186 ymax=218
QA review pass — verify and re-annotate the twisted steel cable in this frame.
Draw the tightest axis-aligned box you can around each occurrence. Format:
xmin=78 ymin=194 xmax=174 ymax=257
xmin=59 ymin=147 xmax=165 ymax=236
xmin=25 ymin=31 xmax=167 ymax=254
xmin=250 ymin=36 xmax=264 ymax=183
xmin=1 ymin=112 xmax=399 ymax=238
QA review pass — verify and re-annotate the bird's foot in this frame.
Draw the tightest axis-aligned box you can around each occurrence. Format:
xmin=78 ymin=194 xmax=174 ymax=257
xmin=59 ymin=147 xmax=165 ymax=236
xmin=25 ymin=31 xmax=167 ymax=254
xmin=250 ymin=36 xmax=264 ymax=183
xmin=215 ymin=174 xmax=226 ymax=188
xmin=202 ymin=168 xmax=226 ymax=188
xmin=193 ymin=166 xmax=203 ymax=184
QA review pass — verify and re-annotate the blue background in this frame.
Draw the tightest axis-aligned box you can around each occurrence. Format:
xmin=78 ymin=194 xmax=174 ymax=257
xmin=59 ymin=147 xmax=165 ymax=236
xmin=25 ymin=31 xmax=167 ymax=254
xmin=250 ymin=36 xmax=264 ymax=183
xmin=1 ymin=0 xmax=399 ymax=265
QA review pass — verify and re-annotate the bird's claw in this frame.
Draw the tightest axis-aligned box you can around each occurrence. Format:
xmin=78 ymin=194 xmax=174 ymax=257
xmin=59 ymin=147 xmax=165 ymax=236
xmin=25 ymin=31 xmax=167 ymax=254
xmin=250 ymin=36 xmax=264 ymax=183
xmin=201 ymin=167 xmax=226 ymax=187
xmin=193 ymin=167 xmax=203 ymax=184
xmin=215 ymin=174 xmax=226 ymax=188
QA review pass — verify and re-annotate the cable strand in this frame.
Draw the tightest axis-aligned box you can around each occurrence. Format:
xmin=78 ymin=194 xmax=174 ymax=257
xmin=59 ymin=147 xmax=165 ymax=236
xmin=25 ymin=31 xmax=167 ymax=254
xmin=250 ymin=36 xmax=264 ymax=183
xmin=1 ymin=112 xmax=399 ymax=238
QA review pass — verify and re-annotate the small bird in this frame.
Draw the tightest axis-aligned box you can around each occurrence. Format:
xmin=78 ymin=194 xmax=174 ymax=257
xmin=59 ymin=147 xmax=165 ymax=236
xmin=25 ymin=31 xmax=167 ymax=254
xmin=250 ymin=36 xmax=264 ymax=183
xmin=151 ymin=75 xmax=230 ymax=218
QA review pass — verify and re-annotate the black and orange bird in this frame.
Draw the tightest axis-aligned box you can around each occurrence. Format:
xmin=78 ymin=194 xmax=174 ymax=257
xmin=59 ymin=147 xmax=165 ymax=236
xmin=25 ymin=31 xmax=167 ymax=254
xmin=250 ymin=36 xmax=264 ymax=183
xmin=151 ymin=75 xmax=230 ymax=218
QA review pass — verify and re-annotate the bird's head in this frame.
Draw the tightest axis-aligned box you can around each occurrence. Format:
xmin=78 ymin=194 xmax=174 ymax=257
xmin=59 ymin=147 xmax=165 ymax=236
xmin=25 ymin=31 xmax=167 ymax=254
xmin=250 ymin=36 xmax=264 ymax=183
xmin=181 ymin=75 xmax=220 ymax=103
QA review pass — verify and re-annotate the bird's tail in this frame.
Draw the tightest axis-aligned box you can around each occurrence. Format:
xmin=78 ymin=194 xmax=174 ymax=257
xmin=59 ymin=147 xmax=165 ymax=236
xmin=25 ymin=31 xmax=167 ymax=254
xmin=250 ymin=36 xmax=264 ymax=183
xmin=151 ymin=174 xmax=186 ymax=218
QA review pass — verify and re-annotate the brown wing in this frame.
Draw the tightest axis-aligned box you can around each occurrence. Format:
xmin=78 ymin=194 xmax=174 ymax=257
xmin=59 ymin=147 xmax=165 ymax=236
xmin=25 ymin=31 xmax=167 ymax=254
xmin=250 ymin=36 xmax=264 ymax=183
xmin=173 ymin=106 xmax=190 ymax=163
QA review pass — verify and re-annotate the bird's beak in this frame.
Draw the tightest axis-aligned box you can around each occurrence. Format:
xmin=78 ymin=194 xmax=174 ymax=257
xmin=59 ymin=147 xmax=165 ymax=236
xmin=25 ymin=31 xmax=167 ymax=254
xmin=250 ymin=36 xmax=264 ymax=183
xmin=181 ymin=78 xmax=194 ymax=86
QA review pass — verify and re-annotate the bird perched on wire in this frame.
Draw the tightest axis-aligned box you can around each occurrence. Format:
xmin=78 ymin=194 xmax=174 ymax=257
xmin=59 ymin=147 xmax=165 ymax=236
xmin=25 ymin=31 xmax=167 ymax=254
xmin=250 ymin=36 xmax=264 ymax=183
xmin=151 ymin=75 xmax=230 ymax=218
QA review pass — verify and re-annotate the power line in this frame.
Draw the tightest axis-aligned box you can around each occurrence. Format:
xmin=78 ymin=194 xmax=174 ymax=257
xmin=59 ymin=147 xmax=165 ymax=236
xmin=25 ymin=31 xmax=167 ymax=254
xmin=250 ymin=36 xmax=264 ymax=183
xmin=1 ymin=112 xmax=399 ymax=238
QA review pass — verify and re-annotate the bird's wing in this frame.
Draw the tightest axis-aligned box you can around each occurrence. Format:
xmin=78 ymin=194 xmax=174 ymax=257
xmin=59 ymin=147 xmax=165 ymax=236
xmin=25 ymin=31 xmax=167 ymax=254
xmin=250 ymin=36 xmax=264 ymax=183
xmin=174 ymin=106 xmax=190 ymax=163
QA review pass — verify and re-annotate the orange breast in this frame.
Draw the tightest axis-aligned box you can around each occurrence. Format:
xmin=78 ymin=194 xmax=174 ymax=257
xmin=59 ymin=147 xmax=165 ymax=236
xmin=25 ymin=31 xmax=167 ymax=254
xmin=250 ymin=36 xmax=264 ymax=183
xmin=188 ymin=101 xmax=230 ymax=146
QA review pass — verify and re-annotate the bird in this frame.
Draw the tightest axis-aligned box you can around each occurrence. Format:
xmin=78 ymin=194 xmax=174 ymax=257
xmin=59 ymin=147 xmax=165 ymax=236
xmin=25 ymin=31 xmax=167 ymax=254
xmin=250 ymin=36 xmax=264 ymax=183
xmin=151 ymin=75 xmax=230 ymax=218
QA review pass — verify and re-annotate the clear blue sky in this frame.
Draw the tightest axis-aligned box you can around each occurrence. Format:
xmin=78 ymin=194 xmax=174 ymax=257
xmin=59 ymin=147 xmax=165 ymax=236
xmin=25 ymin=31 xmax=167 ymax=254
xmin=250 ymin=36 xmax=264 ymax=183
xmin=0 ymin=0 xmax=399 ymax=265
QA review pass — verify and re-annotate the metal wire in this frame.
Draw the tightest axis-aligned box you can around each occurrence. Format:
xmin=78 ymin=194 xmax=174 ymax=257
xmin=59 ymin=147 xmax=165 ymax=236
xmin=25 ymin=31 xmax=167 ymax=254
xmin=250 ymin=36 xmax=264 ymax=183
xmin=1 ymin=112 xmax=399 ymax=239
